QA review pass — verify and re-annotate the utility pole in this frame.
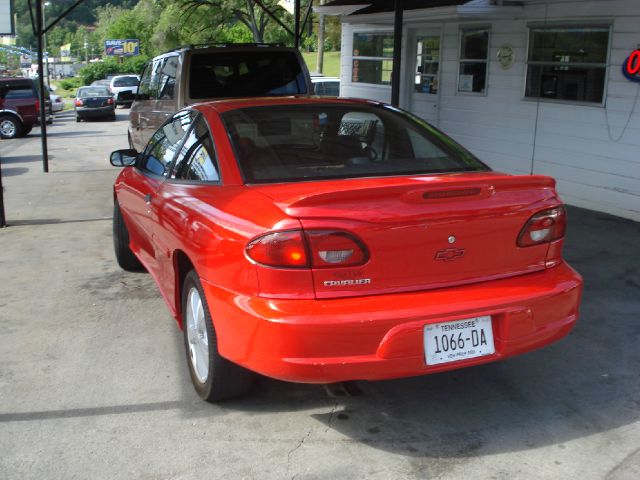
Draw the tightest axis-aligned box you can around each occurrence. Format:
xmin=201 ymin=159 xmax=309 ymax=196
xmin=35 ymin=0 xmax=49 ymax=173
xmin=84 ymin=32 xmax=88 ymax=65
xmin=43 ymin=2 xmax=51 ymax=89
xmin=316 ymin=8 xmax=325 ymax=74
xmin=294 ymin=0 xmax=300 ymax=49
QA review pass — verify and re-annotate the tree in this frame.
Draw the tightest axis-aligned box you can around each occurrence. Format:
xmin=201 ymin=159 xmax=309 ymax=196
xmin=176 ymin=0 xmax=289 ymax=44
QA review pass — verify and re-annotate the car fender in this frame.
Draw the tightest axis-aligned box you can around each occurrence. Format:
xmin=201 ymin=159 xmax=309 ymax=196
xmin=0 ymin=108 xmax=24 ymax=123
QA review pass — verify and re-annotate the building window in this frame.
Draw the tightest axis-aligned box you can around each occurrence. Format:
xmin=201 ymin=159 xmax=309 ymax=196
xmin=458 ymin=28 xmax=489 ymax=94
xmin=415 ymin=35 xmax=440 ymax=94
xmin=352 ymin=33 xmax=394 ymax=85
xmin=525 ymin=26 xmax=610 ymax=104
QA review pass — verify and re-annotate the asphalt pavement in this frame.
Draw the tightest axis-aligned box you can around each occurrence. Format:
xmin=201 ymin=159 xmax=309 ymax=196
xmin=1 ymin=109 xmax=639 ymax=480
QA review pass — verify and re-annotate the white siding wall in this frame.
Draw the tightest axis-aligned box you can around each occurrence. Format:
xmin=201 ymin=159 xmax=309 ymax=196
xmin=340 ymin=0 xmax=640 ymax=221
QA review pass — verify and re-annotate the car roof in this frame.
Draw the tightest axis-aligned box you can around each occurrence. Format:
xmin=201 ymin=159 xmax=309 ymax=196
xmin=0 ymin=77 xmax=34 ymax=85
xmin=111 ymin=74 xmax=140 ymax=80
xmin=194 ymin=96 xmax=383 ymax=115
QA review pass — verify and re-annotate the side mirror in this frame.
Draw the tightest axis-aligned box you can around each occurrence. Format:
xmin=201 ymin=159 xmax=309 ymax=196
xmin=110 ymin=149 xmax=138 ymax=167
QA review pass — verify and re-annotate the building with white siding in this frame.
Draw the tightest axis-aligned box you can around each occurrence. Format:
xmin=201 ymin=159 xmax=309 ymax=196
xmin=318 ymin=0 xmax=640 ymax=221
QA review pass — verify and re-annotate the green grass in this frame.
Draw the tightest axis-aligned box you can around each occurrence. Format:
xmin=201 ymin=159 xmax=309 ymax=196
xmin=51 ymin=79 xmax=80 ymax=99
xmin=302 ymin=51 xmax=341 ymax=77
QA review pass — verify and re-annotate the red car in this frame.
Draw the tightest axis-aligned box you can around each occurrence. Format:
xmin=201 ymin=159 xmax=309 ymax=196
xmin=110 ymin=97 xmax=583 ymax=402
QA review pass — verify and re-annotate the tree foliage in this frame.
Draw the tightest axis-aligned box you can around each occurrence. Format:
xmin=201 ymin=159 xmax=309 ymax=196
xmin=79 ymin=56 xmax=147 ymax=84
xmin=12 ymin=0 xmax=339 ymax=81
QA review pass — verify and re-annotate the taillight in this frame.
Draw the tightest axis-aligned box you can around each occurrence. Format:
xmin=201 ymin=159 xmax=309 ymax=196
xmin=75 ymin=99 xmax=84 ymax=106
xmin=306 ymin=230 xmax=368 ymax=267
xmin=246 ymin=229 xmax=369 ymax=268
xmin=517 ymin=207 xmax=567 ymax=247
xmin=107 ymin=97 xmax=114 ymax=105
xmin=35 ymin=99 xmax=40 ymax=111
xmin=246 ymin=231 xmax=309 ymax=268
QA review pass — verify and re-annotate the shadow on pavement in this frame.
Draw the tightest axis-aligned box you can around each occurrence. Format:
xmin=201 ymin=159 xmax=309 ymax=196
xmin=0 ymin=166 xmax=29 ymax=177
xmin=45 ymin=130 xmax=105 ymax=137
xmin=0 ymin=155 xmax=45 ymax=165
xmin=7 ymin=217 xmax=111 ymax=226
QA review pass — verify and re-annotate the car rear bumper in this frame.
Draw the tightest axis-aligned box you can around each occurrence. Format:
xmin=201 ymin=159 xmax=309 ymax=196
xmin=76 ymin=106 xmax=114 ymax=117
xmin=114 ymin=91 xmax=135 ymax=104
xmin=202 ymin=261 xmax=583 ymax=383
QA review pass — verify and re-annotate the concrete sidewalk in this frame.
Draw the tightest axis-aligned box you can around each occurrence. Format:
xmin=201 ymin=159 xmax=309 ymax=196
xmin=1 ymin=112 xmax=639 ymax=480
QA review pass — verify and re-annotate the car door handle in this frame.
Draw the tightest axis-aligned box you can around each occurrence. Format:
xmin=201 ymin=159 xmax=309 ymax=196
xmin=144 ymin=193 xmax=152 ymax=205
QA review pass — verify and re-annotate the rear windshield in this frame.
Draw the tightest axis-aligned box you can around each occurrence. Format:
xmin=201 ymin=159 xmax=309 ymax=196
xmin=188 ymin=51 xmax=308 ymax=99
xmin=113 ymin=76 xmax=139 ymax=87
xmin=223 ymin=104 xmax=489 ymax=184
xmin=1 ymin=87 xmax=34 ymax=99
xmin=78 ymin=87 xmax=110 ymax=98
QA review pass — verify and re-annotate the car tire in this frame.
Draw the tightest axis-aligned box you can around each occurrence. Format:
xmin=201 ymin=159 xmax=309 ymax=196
xmin=113 ymin=201 xmax=144 ymax=271
xmin=76 ymin=116 xmax=81 ymax=123
xmin=0 ymin=115 xmax=22 ymax=139
xmin=110 ymin=113 xmax=117 ymax=121
xmin=182 ymin=270 xmax=255 ymax=403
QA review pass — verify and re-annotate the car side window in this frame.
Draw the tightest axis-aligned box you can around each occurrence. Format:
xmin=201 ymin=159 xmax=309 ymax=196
xmin=172 ymin=116 xmax=220 ymax=182
xmin=138 ymin=58 xmax=164 ymax=100
xmin=159 ymin=55 xmax=178 ymax=100
xmin=141 ymin=110 xmax=194 ymax=176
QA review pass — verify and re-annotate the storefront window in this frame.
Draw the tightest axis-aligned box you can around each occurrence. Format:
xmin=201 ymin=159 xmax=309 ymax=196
xmin=458 ymin=28 xmax=489 ymax=94
xmin=415 ymin=36 xmax=440 ymax=94
xmin=525 ymin=26 xmax=610 ymax=103
xmin=352 ymin=33 xmax=394 ymax=85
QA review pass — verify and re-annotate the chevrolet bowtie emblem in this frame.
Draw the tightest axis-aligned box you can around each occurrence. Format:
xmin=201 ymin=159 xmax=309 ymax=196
xmin=434 ymin=248 xmax=465 ymax=261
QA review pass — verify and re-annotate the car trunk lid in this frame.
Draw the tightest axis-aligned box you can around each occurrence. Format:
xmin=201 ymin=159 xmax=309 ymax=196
xmin=252 ymin=172 xmax=562 ymax=299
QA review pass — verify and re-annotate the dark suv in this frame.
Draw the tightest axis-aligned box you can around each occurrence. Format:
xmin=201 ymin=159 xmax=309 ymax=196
xmin=129 ymin=43 xmax=311 ymax=150
xmin=0 ymin=77 xmax=51 ymax=139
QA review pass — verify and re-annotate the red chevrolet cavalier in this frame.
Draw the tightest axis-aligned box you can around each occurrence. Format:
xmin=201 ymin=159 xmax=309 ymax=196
xmin=110 ymin=97 xmax=583 ymax=402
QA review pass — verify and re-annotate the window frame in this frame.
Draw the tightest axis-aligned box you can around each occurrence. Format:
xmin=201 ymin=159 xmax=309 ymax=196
xmin=523 ymin=23 xmax=612 ymax=107
xmin=137 ymin=109 xmax=196 ymax=178
xmin=351 ymin=30 xmax=395 ymax=87
xmin=168 ymin=111 xmax=222 ymax=185
xmin=457 ymin=26 xmax=491 ymax=96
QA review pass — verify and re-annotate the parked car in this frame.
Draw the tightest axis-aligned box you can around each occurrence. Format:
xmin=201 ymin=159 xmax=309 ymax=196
xmin=128 ymin=43 xmax=312 ymax=151
xmin=90 ymin=79 xmax=111 ymax=87
xmin=108 ymin=74 xmax=140 ymax=108
xmin=311 ymin=76 xmax=340 ymax=96
xmin=48 ymin=86 xmax=64 ymax=113
xmin=0 ymin=77 xmax=51 ymax=138
xmin=74 ymin=86 xmax=115 ymax=122
xmin=110 ymin=97 xmax=583 ymax=403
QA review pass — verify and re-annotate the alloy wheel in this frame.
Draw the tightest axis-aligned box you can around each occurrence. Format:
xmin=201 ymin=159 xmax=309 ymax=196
xmin=186 ymin=287 xmax=209 ymax=383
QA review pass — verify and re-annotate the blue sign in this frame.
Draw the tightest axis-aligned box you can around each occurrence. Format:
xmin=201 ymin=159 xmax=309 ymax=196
xmin=104 ymin=39 xmax=140 ymax=57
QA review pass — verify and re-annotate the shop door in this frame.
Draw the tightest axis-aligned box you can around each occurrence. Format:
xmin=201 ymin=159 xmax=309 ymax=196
xmin=406 ymin=30 xmax=442 ymax=126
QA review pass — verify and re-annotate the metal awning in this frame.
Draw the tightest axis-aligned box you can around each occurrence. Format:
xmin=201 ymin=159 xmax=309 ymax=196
xmin=315 ymin=0 xmax=470 ymax=15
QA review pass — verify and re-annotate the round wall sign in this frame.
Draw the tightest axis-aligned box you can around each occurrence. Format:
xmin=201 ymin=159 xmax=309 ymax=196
xmin=497 ymin=44 xmax=515 ymax=70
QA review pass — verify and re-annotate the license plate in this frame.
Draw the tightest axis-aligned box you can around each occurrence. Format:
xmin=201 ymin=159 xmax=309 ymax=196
xmin=424 ymin=316 xmax=495 ymax=366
